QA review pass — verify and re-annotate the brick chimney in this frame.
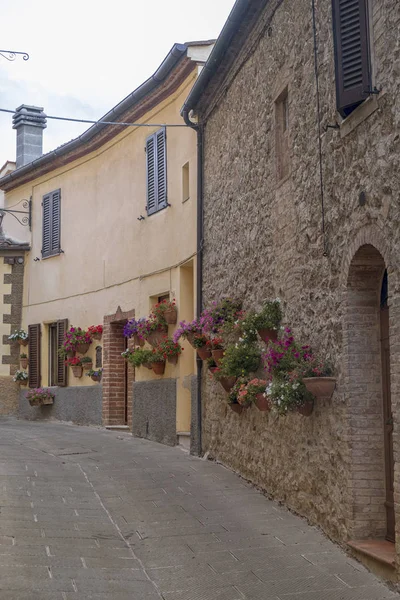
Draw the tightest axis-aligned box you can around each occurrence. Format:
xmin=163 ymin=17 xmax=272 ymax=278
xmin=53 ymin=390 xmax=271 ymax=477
xmin=12 ymin=105 xmax=47 ymax=168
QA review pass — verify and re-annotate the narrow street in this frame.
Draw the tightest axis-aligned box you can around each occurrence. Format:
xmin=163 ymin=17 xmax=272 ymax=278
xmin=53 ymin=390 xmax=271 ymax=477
xmin=0 ymin=418 xmax=397 ymax=600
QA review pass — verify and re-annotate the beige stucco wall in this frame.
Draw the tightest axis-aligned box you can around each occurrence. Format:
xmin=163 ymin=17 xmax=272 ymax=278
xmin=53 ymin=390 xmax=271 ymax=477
xmin=4 ymin=72 xmax=199 ymax=432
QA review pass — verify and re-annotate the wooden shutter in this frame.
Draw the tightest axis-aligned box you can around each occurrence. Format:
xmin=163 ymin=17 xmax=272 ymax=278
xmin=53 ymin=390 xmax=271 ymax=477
xmin=28 ymin=324 xmax=41 ymax=388
xmin=56 ymin=319 xmax=68 ymax=387
xmin=146 ymin=136 xmax=156 ymax=215
xmin=156 ymin=128 xmax=167 ymax=210
xmin=332 ymin=0 xmax=371 ymax=117
xmin=51 ymin=190 xmax=61 ymax=254
xmin=42 ymin=195 xmax=51 ymax=257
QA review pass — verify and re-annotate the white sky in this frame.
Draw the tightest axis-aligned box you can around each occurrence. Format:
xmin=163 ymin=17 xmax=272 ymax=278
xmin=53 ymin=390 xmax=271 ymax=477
xmin=0 ymin=0 xmax=235 ymax=167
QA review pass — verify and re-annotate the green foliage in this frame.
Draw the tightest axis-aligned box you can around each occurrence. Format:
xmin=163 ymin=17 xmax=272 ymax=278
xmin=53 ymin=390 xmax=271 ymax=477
xmin=220 ymin=342 xmax=261 ymax=378
xmin=80 ymin=356 xmax=93 ymax=364
xmin=266 ymin=376 xmax=313 ymax=415
xmin=253 ymin=299 xmax=282 ymax=330
xmin=127 ymin=348 xmax=154 ymax=368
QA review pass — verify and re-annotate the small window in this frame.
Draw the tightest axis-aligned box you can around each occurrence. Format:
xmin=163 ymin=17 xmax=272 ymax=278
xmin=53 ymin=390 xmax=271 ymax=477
xmin=42 ymin=189 xmax=61 ymax=258
xmin=275 ymin=88 xmax=290 ymax=181
xmin=182 ymin=162 xmax=190 ymax=202
xmin=96 ymin=346 xmax=103 ymax=369
xmin=332 ymin=0 xmax=372 ymax=118
xmin=158 ymin=293 xmax=170 ymax=304
xmin=48 ymin=319 xmax=68 ymax=387
xmin=146 ymin=128 xmax=167 ymax=215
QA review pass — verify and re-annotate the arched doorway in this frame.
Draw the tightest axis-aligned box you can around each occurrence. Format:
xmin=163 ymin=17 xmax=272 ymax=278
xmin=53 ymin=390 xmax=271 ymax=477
xmin=345 ymin=245 xmax=395 ymax=542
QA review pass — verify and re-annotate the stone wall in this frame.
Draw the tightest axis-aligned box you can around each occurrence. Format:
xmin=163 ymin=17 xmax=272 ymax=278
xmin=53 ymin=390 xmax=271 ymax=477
xmin=199 ymin=0 xmax=400 ymax=546
xmin=132 ymin=379 xmax=177 ymax=446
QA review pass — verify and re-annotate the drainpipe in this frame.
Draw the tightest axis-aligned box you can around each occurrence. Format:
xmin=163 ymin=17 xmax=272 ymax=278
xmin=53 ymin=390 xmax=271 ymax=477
xmin=182 ymin=108 xmax=203 ymax=456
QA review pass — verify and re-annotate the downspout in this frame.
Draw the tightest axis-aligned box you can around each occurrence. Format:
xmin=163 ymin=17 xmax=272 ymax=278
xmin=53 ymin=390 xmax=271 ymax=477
xmin=182 ymin=108 xmax=203 ymax=456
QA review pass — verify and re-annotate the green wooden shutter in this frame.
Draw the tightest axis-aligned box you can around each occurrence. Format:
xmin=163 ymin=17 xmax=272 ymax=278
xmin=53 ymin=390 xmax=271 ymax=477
xmin=146 ymin=136 xmax=156 ymax=215
xmin=28 ymin=324 xmax=41 ymax=388
xmin=42 ymin=195 xmax=51 ymax=257
xmin=51 ymin=190 xmax=61 ymax=255
xmin=56 ymin=319 xmax=68 ymax=387
xmin=332 ymin=0 xmax=371 ymax=117
xmin=156 ymin=128 xmax=167 ymax=210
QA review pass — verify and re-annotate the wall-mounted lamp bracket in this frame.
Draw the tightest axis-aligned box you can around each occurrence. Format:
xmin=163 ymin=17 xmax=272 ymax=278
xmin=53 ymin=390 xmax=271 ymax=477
xmin=0 ymin=199 xmax=31 ymax=229
xmin=137 ymin=215 xmax=146 ymax=221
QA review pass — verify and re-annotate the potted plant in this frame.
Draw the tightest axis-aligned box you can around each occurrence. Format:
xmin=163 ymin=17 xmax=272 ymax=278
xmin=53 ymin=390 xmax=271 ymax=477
xmin=88 ymin=325 xmax=103 ymax=341
xmin=240 ymin=378 xmax=270 ymax=411
xmin=301 ymin=361 xmax=336 ymax=400
xmin=227 ymin=381 xmax=246 ymax=414
xmin=153 ymin=298 xmax=177 ymax=325
xmin=252 ymin=299 xmax=282 ymax=343
xmin=80 ymin=356 xmax=93 ymax=371
xmin=13 ymin=370 xmax=28 ymax=386
xmin=87 ymin=368 xmax=103 ymax=382
xmin=219 ymin=341 xmax=261 ymax=379
xmin=211 ymin=367 xmax=237 ymax=392
xmin=156 ymin=338 xmax=183 ymax=365
xmin=66 ymin=356 xmax=83 ymax=378
xmin=8 ymin=329 xmax=28 ymax=346
xmin=192 ymin=334 xmax=212 ymax=360
xmin=128 ymin=348 xmax=155 ymax=370
xmin=26 ymin=387 xmax=54 ymax=406
xmin=151 ymin=348 xmax=166 ymax=375
xmin=211 ymin=337 xmax=225 ymax=365
xmin=63 ymin=327 xmax=92 ymax=355
xmin=207 ymin=357 xmax=218 ymax=374
xmin=143 ymin=317 xmax=168 ymax=347
xmin=123 ymin=318 xmax=146 ymax=346
xmin=20 ymin=353 xmax=28 ymax=369
xmin=173 ymin=319 xmax=201 ymax=345
xmin=265 ymin=376 xmax=314 ymax=416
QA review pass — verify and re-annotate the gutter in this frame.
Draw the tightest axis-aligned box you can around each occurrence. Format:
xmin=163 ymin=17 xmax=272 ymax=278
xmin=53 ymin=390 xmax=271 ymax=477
xmin=0 ymin=43 xmax=188 ymax=188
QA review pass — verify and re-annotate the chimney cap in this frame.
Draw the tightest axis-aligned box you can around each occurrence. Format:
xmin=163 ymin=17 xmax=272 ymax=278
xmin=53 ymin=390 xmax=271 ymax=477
xmin=13 ymin=104 xmax=47 ymax=130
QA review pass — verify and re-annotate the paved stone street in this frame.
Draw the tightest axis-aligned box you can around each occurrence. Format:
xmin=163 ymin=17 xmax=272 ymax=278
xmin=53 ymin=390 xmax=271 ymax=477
xmin=0 ymin=418 xmax=398 ymax=600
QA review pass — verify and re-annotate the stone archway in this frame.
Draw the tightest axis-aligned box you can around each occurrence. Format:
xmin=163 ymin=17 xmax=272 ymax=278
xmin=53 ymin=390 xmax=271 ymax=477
xmin=344 ymin=244 xmax=394 ymax=542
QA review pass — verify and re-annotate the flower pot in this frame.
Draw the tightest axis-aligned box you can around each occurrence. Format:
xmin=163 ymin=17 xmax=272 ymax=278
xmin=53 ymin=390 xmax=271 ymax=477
xmin=164 ymin=307 xmax=177 ymax=325
xmin=19 ymin=380 xmax=28 ymax=387
xmin=91 ymin=374 xmax=102 ymax=382
xmin=186 ymin=332 xmax=196 ymax=346
xmin=230 ymin=403 xmax=243 ymax=415
xmin=152 ymin=361 xmax=166 ymax=375
xmin=303 ymin=377 xmax=336 ymax=400
xmin=219 ymin=376 xmax=237 ymax=392
xmin=297 ymin=400 xmax=314 ymax=416
xmin=212 ymin=349 xmax=225 ymax=366
xmin=20 ymin=358 xmax=28 ymax=369
xmin=66 ymin=350 xmax=76 ymax=358
xmin=208 ymin=366 xmax=218 ymax=374
xmin=255 ymin=393 xmax=271 ymax=412
xmin=167 ymin=355 xmax=178 ymax=365
xmin=143 ymin=362 xmax=153 ymax=370
xmin=29 ymin=398 xmax=41 ymax=407
xmin=82 ymin=362 xmax=93 ymax=371
xmin=257 ymin=328 xmax=278 ymax=343
xmin=18 ymin=339 xmax=29 ymax=347
xmin=92 ymin=332 xmax=102 ymax=341
xmin=76 ymin=343 xmax=90 ymax=355
xmin=197 ymin=347 xmax=212 ymax=361
xmin=42 ymin=396 xmax=54 ymax=405
xmin=71 ymin=366 xmax=83 ymax=378
xmin=133 ymin=334 xmax=145 ymax=347
xmin=147 ymin=328 xmax=167 ymax=347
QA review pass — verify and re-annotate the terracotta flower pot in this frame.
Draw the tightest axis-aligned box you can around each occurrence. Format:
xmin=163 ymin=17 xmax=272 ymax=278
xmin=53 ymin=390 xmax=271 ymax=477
xmin=133 ymin=334 xmax=145 ymax=347
xmin=152 ymin=361 xmax=166 ymax=375
xmin=208 ymin=366 xmax=218 ymax=374
xmin=42 ymin=396 xmax=54 ymax=405
xmin=18 ymin=339 xmax=29 ymax=347
xmin=143 ymin=362 xmax=153 ymax=370
xmin=186 ymin=332 xmax=196 ymax=346
xmin=66 ymin=350 xmax=76 ymax=358
xmin=29 ymin=398 xmax=41 ymax=407
xmin=257 ymin=328 xmax=278 ymax=343
xmin=167 ymin=355 xmax=178 ymax=365
xmin=230 ymin=403 xmax=243 ymax=415
xmin=303 ymin=377 xmax=336 ymax=400
xmin=91 ymin=374 xmax=102 ymax=382
xmin=212 ymin=349 xmax=225 ymax=366
xmin=164 ymin=307 xmax=177 ymax=325
xmin=71 ymin=366 xmax=83 ymax=378
xmin=197 ymin=347 xmax=212 ymax=361
xmin=19 ymin=380 xmax=28 ymax=387
xmin=255 ymin=393 xmax=271 ymax=412
xmin=219 ymin=376 xmax=237 ymax=392
xmin=82 ymin=362 xmax=93 ymax=371
xmin=147 ymin=328 xmax=167 ymax=347
xmin=92 ymin=332 xmax=102 ymax=341
xmin=76 ymin=343 xmax=90 ymax=355
xmin=20 ymin=358 xmax=28 ymax=369
xmin=297 ymin=400 xmax=314 ymax=416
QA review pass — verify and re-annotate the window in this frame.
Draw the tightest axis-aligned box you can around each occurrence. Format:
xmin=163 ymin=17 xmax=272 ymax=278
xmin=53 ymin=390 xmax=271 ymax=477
xmin=182 ymin=162 xmax=190 ymax=202
xmin=275 ymin=88 xmax=290 ymax=181
xmin=42 ymin=189 xmax=61 ymax=258
xmin=332 ymin=0 xmax=371 ymax=118
xmin=146 ymin=128 xmax=167 ymax=215
xmin=48 ymin=319 xmax=68 ymax=387
xmin=28 ymin=323 xmax=41 ymax=388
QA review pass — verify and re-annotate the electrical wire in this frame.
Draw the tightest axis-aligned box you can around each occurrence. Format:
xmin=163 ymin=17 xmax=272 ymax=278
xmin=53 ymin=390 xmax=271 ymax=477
xmin=0 ymin=107 xmax=189 ymax=128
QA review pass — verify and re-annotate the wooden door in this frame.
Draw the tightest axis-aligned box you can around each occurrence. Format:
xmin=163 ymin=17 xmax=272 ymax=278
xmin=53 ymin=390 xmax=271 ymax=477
xmin=380 ymin=272 xmax=395 ymax=542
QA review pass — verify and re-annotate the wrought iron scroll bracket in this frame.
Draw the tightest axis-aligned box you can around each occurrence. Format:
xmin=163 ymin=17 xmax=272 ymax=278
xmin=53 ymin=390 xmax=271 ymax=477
xmin=0 ymin=50 xmax=29 ymax=62
xmin=0 ymin=199 xmax=32 ymax=229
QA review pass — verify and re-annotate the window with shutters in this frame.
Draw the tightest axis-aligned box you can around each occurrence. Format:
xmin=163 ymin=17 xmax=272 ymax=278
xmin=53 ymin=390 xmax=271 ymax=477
xmin=42 ymin=189 xmax=61 ymax=258
xmin=146 ymin=128 xmax=167 ymax=215
xmin=48 ymin=319 xmax=68 ymax=387
xmin=28 ymin=324 xmax=41 ymax=388
xmin=332 ymin=0 xmax=372 ymax=118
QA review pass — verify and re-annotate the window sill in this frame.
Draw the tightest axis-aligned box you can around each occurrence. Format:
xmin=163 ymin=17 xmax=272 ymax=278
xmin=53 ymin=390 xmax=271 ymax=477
xmin=41 ymin=251 xmax=63 ymax=260
xmin=340 ymin=95 xmax=379 ymax=139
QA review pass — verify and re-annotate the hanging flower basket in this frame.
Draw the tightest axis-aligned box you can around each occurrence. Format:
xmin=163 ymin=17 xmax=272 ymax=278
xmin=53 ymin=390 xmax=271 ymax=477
xmin=41 ymin=396 xmax=54 ymax=405
xmin=230 ymin=403 xmax=244 ymax=415
xmin=209 ymin=366 xmax=218 ymax=374
xmin=91 ymin=374 xmax=102 ymax=382
xmin=147 ymin=327 xmax=167 ymax=347
xmin=19 ymin=380 xmax=28 ymax=387
xmin=92 ymin=332 xmax=102 ymax=341
xmin=197 ymin=347 xmax=212 ymax=361
xmin=20 ymin=358 xmax=28 ymax=369
xmin=152 ymin=361 xmax=166 ymax=375
xmin=82 ymin=361 xmax=93 ymax=371
xmin=212 ymin=349 xmax=225 ymax=366
xmin=186 ymin=332 xmax=196 ymax=346
xmin=66 ymin=350 xmax=76 ymax=358
xmin=257 ymin=328 xmax=278 ymax=343
xmin=29 ymin=398 xmax=41 ymax=407
xmin=18 ymin=339 xmax=29 ymax=347
xmin=219 ymin=376 xmax=237 ymax=392
xmin=133 ymin=334 xmax=145 ymax=347
xmin=143 ymin=362 xmax=153 ymax=370
xmin=303 ymin=377 xmax=336 ymax=400
xmin=76 ymin=343 xmax=90 ymax=355
xmin=167 ymin=355 xmax=178 ymax=365
xmin=297 ymin=400 xmax=314 ymax=417
xmin=71 ymin=365 xmax=83 ymax=378
xmin=255 ymin=393 xmax=271 ymax=412
xmin=164 ymin=307 xmax=177 ymax=325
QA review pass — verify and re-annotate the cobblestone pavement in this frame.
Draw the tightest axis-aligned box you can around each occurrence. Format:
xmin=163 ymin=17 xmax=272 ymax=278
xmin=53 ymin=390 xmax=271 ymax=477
xmin=0 ymin=418 xmax=398 ymax=600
